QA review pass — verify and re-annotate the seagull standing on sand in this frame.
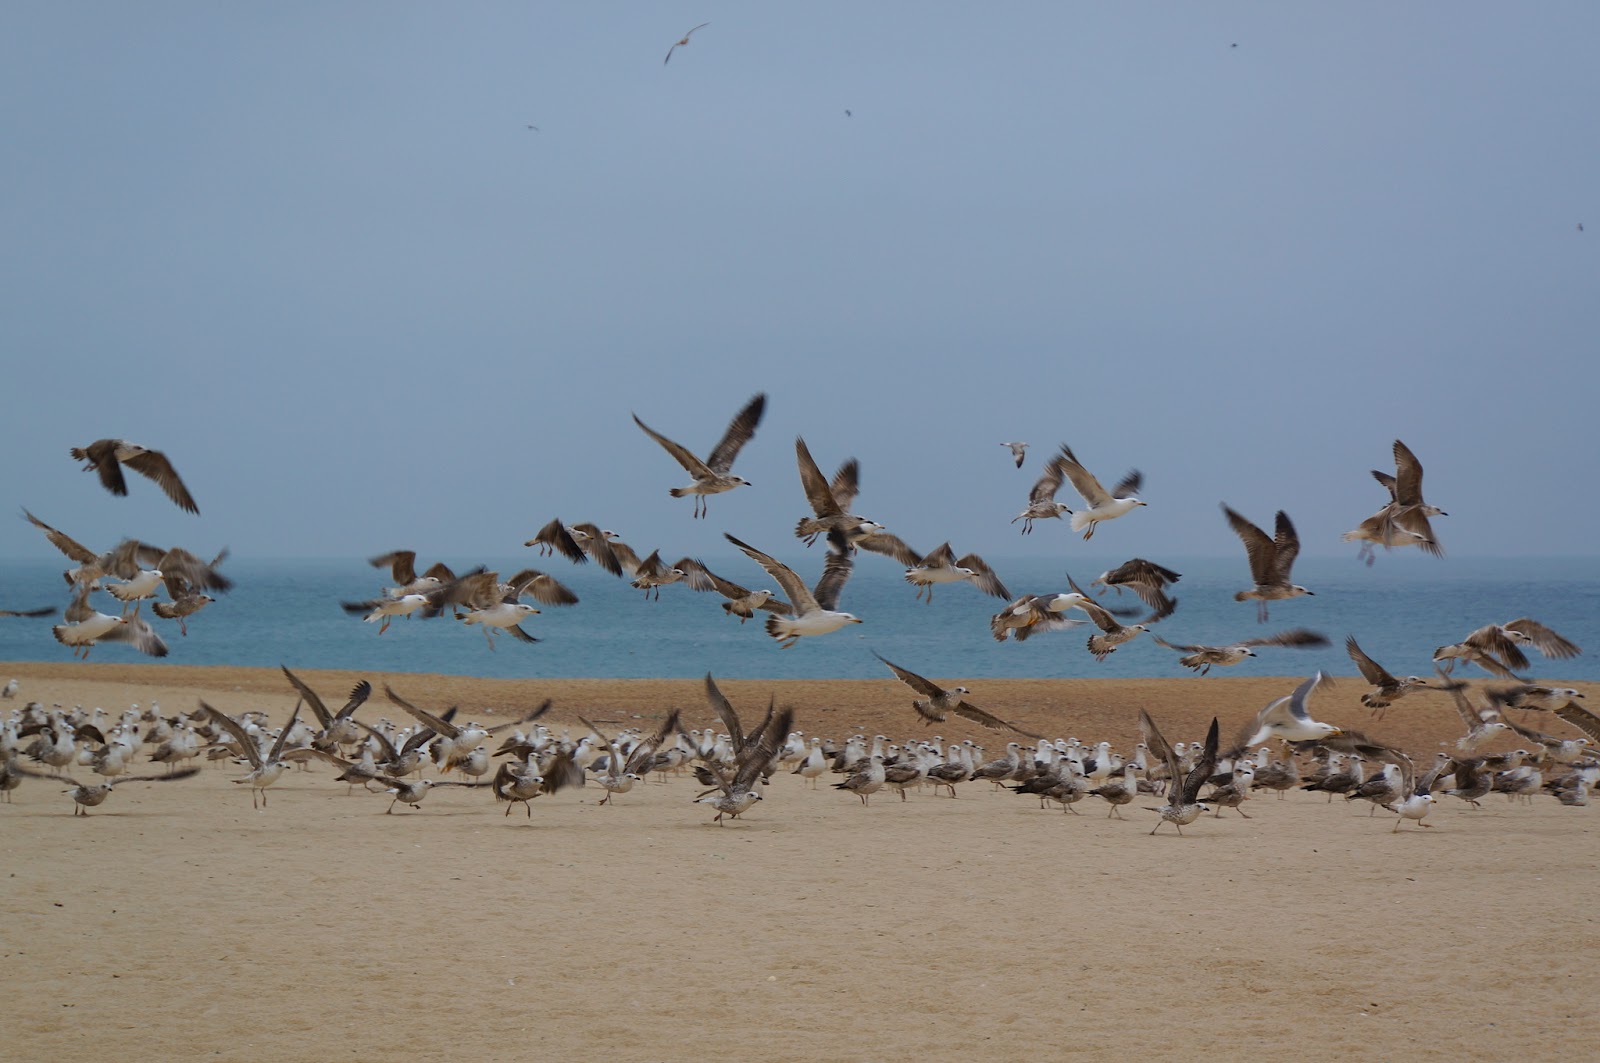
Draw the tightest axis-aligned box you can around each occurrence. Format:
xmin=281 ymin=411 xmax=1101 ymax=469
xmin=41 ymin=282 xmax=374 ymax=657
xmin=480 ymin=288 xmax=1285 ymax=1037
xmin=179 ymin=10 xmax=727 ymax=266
xmin=725 ymin=532 xmax=861 ymax=647
xmin=1056 ymin=445 xmax=1146 ymax=540
xmin=633 ymin=393 xmax=765 ymax=518
xmin=70 ymin=438 xmax=199 ymax=514
xmin=201 ymin=701 xmax=303 ymax=809
xmin=1222 ymin=504 xmax=1312 ymax=622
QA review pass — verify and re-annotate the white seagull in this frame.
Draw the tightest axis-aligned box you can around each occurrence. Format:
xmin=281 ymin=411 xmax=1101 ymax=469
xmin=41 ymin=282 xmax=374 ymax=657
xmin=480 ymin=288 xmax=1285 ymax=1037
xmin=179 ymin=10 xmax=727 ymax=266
xmin=725 ymin=532 xmax=861 ymax=647
xmin=1057 ymin=445 xmax=1146 ymax=540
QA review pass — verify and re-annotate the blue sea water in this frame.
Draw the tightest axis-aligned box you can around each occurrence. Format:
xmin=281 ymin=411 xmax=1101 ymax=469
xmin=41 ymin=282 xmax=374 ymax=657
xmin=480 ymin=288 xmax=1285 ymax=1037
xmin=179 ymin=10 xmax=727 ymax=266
xmin=1 ymin=555 xmax=1596 ymax=683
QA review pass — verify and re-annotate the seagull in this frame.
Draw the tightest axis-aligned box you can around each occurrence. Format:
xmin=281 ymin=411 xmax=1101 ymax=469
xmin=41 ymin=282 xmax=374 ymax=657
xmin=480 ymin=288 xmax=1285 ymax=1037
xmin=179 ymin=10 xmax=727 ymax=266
xmin=341 ymin=593 xmax=429 ymax=634
xmin=491 ymin=745 xmax=582 ymax=817
xmin=1000 ymin=441 xmax=1029 ymax=468
xmin=675 ymin=558 xmax=792 ymax=623
xmin=280 ymin=665 xmax=372 ymax=751
xmin=725 ymin=532 xmax=861 ymax=647
xmin=626 ymin=550 xmax=695 ymax=599
xmin=792 ymin=437 xmax=877 ymax=546
xmin=1150 ymin=629 xmax=1328 ymax=675
xmin=201 ymin=700 xmax=303 ymax=809
xmin=1090 ymin=558 xmax=1181 ymax=621
xmin=1230 ymin=672 xmax=1343 ymax=754
xmin=70 ymin=438 xmax=199 ymax=514
xmin=1057 ymin=445 xmax=1146 ymax=540
xmin=987 ymin=591 xmax=1089 ymax=642
xmin=663 ymin=21 xmax=709 ymax=64
xmin=428 ymin=569 xmax=578 ymax=648
xmin=52 ymin=586 xmax=168 ymax=659
xmin=375 ymin=775 xmax=489 ymax=813
xmin=368 ymin=551 xmax=460 ymax=599
xmin=1068 ymin=575 xmax=1149 ymax=660
xmin=1142 ymin=712 xmax=1218 ymax=835
xmin=872 ymin=652 xmax=1040 ymax=737
xmin=581 ymin=709 xmax=681 ymax=805
xmin=1343 ymin=440 xmax=1446 ymax=563
xmin=1 ymin=606 xmax=55 ymax=619
xmin=14 ymin=764 xmax=200 ymax=814
xmin=693 ymin=674 xmax=792 ymax=823
xmin=903 ymin=543 xmax=1010 ymax=602
xmin=1011 ymin=447 xmax=1073 ymax=533
xmin=23 ymin=510 xmax=146 ymax=589
xmin=1433 ymin=618 xmax=1580 ymax=678
xmin=1221 ymin=504 xmax=1312 ymax=622
xmin=1346 ymin=635 xmax=1444 ymax=714
xmin=523 ymin=519 xmax=589 ymax=566
xmin=633 ymin=392 xmax=765 ymax=517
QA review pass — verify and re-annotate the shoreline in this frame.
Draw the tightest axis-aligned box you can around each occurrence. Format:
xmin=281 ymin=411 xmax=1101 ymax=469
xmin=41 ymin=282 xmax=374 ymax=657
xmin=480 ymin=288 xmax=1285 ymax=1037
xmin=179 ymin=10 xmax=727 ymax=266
xmin=4 ymin=661 xmax=1590 ymax=754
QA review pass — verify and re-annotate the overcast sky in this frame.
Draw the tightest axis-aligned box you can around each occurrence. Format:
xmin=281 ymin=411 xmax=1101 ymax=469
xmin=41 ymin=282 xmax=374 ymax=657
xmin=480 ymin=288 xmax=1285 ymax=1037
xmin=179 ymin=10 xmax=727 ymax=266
xmin=3 ymin=2 xmax=1595 ymax=571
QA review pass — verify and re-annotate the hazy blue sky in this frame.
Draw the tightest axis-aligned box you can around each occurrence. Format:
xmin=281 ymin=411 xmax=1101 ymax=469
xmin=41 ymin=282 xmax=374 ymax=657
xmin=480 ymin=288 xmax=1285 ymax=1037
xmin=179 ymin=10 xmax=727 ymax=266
xmin=3 ymin=2 xmax=1596 ymax=572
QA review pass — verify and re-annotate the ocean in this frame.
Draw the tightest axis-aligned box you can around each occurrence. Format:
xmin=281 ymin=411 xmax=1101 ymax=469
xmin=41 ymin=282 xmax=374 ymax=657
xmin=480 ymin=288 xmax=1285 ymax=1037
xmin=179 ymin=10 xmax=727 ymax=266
xmin=1 ymin=554 xmax=1595 ymax=684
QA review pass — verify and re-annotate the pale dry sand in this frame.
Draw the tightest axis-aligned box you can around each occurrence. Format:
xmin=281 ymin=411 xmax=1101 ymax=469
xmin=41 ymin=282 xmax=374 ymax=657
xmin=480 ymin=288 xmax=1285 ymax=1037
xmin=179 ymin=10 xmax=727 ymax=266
xmin=2 ymin=663 xmax=1597 ymax=1062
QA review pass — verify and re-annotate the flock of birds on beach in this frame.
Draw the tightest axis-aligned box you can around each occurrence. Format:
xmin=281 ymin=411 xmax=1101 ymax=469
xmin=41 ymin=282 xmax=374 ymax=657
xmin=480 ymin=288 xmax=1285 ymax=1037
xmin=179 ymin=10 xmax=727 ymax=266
xmin=2 ymin=665 xmax=1596 ymax=832
xmin=1 ymin=392 xmax=1595 ymax=832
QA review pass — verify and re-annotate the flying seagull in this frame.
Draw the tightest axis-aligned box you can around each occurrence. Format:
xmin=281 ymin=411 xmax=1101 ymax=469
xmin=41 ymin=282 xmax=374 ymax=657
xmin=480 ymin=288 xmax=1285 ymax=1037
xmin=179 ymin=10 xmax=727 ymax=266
xmin=1229 ymin=672 xmax=1343 ymax=755
xmin=1011 ymin=447 xmax=1073 ymax=534
xmin=872 ymin=652 xmax=1040 ymax=737
xmin=633 ymin=392 xmax=765 ymax=517
xmin=1222 ymin=504 xmax=1311 ymax=622
xmin=70 ymin=439 xmax=199 ymax=514
xmin=903 ymin=543 xmax=1010 ymax=603
xmin=1057 ymin=444 xmax=1145 ymax=540
xmin=1000 ymin=441 xmax=1029 ymax=468
xmin=664 ymin=21 xmax=709 ymax=64
xmin=1150 ymin=628 xmax=1328 ymax=675
xmin=1090 ymin=558 xmax=1180 ymax=622
xmin=725 ymin=532 xmax=860 ymax=647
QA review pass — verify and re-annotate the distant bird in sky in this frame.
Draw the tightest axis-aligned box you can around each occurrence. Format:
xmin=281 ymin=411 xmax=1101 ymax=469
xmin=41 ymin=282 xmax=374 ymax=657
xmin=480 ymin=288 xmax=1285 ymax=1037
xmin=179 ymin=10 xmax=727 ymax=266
xmin=663 ymin=22 xmax=709 ymax=64
xmin=526 ymin=125 xmax=540 ymax=132
xmin=1222 ymin=504 xmax=1312 ymax=622
xmin=633 ymin=392 xmax=765 ymax=518
xmin=844 ymin=109 xmax=852 ymax=117
xmin=1000 ymin=441 xmax=1029 ymax=468
xmin=70 ymin=438 xmax=199 ymax=514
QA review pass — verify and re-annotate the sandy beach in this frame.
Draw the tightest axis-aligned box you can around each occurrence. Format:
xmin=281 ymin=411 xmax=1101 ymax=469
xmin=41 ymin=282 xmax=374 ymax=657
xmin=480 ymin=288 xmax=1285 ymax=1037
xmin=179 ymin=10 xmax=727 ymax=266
xmin=3 ymin=663 xmax=1596 ymax=1062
